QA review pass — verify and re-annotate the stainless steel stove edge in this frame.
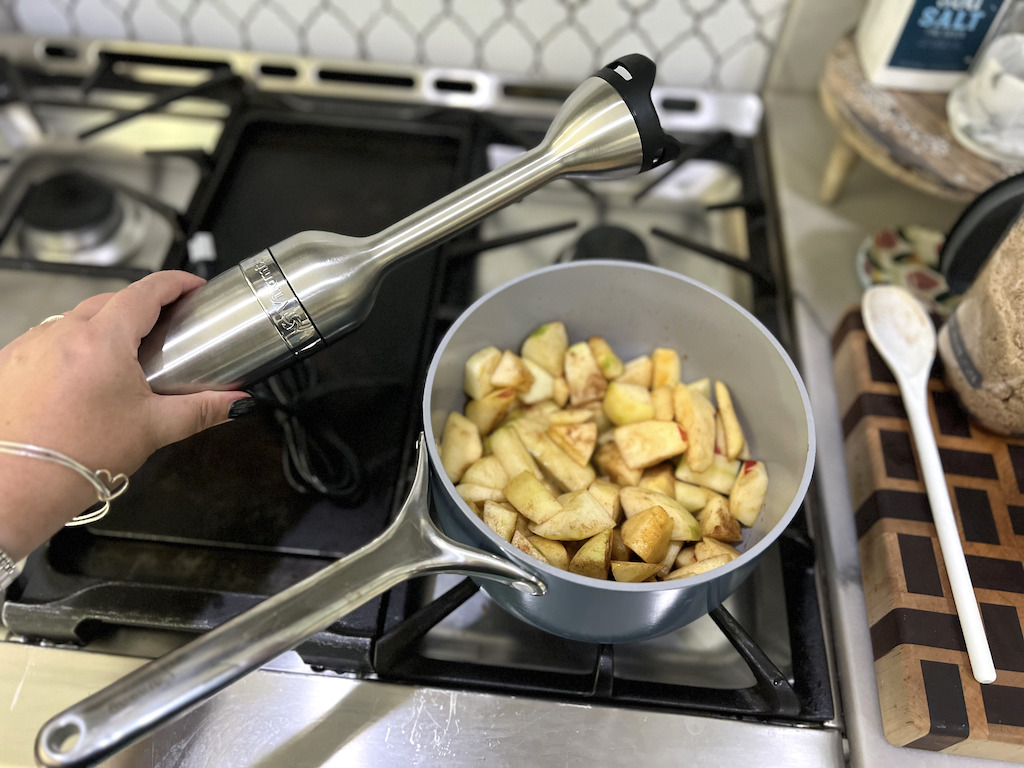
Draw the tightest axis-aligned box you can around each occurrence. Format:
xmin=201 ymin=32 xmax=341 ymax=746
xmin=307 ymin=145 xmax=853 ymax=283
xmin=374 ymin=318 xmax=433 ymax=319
xmin=0 ymin=33 xmax=763 ymax=137
xmin=1 ymin=642 xmax=844 ymax=768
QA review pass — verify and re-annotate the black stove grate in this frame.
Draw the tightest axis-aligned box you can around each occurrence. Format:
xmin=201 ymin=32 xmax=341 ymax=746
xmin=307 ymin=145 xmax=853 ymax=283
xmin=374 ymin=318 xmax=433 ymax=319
xmin=364 ymin=525 xmax=832 ymax=725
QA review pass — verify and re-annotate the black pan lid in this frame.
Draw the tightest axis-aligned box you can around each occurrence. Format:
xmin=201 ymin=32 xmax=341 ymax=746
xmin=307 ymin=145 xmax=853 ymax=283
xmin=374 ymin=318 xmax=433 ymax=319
xmin=940 ymin=172 xmax=1024 ymax=295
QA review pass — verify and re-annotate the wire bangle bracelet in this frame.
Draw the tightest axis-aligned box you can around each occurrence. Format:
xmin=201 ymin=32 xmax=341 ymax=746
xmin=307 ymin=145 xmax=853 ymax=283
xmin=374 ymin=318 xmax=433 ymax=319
xmin=0 ymin=440 xmax=129 ymax=525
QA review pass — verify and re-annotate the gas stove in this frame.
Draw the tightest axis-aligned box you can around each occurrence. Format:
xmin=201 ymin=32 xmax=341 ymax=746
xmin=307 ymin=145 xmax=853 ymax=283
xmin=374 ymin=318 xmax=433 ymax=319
xmin=0 ymin=35 xmax=841 ymax=766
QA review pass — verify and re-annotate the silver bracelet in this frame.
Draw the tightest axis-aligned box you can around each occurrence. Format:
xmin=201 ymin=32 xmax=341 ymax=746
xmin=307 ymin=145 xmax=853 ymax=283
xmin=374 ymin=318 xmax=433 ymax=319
xmin=0 ymin=440 xmax=129 ymax=526
xmin=0 ymin=548 xmax=19 ymax=591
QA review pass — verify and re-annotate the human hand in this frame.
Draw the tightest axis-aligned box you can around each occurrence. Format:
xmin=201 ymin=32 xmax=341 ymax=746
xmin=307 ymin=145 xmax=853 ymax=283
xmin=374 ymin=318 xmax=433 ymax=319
xmin=0 ymin=270 xmax=250 ymax=560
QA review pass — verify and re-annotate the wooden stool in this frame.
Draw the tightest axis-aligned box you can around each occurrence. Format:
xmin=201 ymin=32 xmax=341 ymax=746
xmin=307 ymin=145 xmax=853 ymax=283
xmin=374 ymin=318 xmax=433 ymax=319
xmin=818 ymin=35 xmax=1021 ymax=204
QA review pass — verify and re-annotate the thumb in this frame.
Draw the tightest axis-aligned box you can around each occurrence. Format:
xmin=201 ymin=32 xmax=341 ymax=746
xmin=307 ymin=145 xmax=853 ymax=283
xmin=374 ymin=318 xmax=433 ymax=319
xmin=150 ymin=392 xmax=252 ymax=448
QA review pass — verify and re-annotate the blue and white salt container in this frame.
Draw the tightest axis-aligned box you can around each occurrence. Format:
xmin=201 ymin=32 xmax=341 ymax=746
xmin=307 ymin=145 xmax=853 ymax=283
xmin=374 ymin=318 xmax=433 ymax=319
xmin=855 ymin=0 xmax=1011 ymax=91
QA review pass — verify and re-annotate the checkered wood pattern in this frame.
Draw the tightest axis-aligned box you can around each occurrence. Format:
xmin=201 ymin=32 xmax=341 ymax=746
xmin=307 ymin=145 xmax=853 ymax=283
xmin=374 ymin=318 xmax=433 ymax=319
xmin=833 ymin=309 xmax=1024 ymax=761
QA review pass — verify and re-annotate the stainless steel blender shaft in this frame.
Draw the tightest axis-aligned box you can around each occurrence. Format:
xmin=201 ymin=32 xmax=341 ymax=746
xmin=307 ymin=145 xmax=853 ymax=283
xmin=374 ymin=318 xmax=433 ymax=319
xmin=140 ymin=54 xmax=680 ymax=394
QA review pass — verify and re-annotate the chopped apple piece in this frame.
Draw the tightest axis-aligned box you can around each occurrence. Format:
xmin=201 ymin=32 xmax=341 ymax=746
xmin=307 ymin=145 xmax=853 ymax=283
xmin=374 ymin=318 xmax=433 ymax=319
xmin=714 ymin=412 xmax=727 ymax=457
xmin=552 ymin=376 xmax=570 ymax=407
xmin=564 ymin=341 xmax=607 ymax=406
xmin=675 ymin=452 xmax=741 ymax=495
xmin=714 ymin=381 xmax=746 ymax=460
xmin=519 ymin=358 xmax=555 ymax=405
xmin=588 ymin=478 xmax=622 ymax=522
xmin=620 ymin=504 xmax=674 ymax=563
xmin=521 ymin=321 xmax=569 ymax=377
xmin=593 ymin=441 xmax=643 ymax=486
xmin=522 ymin=400 xmax=560 ymax=426
xmin=673 ymin=480 xmax=710 ymax=512
xmin=529 ymin=535 xmax=569 ymax=569
xmin=672 ymin=381 xmax=693 ymax=428
xmin=588 ymin=336 xmax=625 ymax=379
xmin=651 ymin=347 xmax=681 ymax=388
xmin=555 ymin=491 xmax=575 ymax=506
xmin=529 ymin=490 xmax=616 ymax=540
xmin=512 ymin=418 xmax=596 ymax=491
xmin=657 ymin=540 xmax=684 ymax=578
xmin=493 ymin=406 xmax=524 ymax=433
xmin=688 ymin=377 xmax=712 ymax=400
xmin=482 ymin=500 xmax=518 ymax=541
xmin=619 ymin=486 xmax=701 ymax=541
xmin=614 ymin=420 xmax=687 ymax=469
xmin=603 ymin=381 xmax=655 ymax=426
xmin=638 ymin=463 xmax=676 ymax=497
xmin=696 ymin=537 xmax=741 ymax=562
xmin=465 ymin=386 xmax=518 ymax=436
xmin=665 ymin=554 xmax=733 ymax=580
xmin=548 ymin=408 xmax=596 ymax=425
xmin=547 ymin=421 xmax=598 ymax=467
xmin=439 ymin=411 xmax=482 ymax=483
xmin=651 ymin=385 xmax=674 ymax=421
xmin=456 ymin=483 xmax=506 ymax=504
xmin=610 ymin=560 xmax=662 ymax=583
xmin=489 ymin=426 xmax=543 ymax=482
xmin=512 ymin=529 xmax=548 ymax=563
xmin=615 ymin=355 xmax=652 ymax=388
xmin=730 ymin=460 xmax=768 ymax=526
xmin=569 ymin=529 xmax=613 ymax=580
xmin=463 ymin=346 xmax=502 ymax=400
xmin=681 ymin=388 xmax=716 ymax=473
xmin=675 ymin=384 xmax=717 ymax=473
xmin=675 ymin=546 xmax=697 ymax=568
xmin=491 ymin=350 xmax=534 ymax=393
xmin=698 ymin=496 xmax=743 ymax=543
xmin=461 ymin=455 xmax=509 ymax=490
xmin=504 ymin=470 xmax=563 ymax=524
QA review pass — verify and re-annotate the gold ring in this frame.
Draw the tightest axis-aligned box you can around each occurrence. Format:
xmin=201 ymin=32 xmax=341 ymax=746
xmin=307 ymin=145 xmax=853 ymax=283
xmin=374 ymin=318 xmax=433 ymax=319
xmin=40 ymin=314 xmax=65 ymax=325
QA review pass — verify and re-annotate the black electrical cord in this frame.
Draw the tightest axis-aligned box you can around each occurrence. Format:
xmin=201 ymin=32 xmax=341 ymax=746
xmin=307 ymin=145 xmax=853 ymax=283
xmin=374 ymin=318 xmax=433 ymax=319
xmin=249 ymin=360 xmax=364 ymax=505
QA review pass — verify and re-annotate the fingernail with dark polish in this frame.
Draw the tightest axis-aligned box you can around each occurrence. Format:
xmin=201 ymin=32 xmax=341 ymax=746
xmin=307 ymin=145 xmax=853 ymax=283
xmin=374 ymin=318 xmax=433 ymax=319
xmin=228 ymin=397 xmax=257 ymax=419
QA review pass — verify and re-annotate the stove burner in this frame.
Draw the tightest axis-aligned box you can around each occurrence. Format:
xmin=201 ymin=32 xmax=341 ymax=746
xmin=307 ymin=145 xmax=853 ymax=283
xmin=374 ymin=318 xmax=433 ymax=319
xmin=23 ymin=172 xmax=119 ymax=234
xmin=18 ymin=171 xmax=147 ymax=266
xmin=570 ymin=225 xmax=649 ymax=262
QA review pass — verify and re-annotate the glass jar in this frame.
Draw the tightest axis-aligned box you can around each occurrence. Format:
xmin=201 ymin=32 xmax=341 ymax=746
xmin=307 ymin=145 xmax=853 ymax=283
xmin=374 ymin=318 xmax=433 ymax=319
xmin=947 ymin=1 xmax=1024 ymax=162
xmin=937 ymin=212 xmax=1024 ymax=435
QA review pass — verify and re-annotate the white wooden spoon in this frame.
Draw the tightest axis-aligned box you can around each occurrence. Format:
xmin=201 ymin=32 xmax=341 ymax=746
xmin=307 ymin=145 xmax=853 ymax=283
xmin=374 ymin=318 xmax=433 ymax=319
xmin=862 ymin=285 xmax=996 ymax=685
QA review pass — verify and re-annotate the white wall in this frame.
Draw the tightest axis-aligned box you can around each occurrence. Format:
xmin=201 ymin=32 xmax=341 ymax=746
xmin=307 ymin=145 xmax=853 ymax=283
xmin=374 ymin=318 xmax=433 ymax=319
xmin=767 ymin=0 xmax=866 ymax=93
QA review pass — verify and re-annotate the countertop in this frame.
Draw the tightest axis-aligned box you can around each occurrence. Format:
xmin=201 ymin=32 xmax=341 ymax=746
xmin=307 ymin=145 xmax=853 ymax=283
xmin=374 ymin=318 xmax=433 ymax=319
xmin=764 ymin=89 xmax=1020 ymax=768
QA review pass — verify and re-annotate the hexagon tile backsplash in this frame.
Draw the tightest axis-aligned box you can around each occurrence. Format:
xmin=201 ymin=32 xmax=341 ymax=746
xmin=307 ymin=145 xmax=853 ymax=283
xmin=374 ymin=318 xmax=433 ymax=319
xmin=0 ymin=0 xmax=792 ymax=92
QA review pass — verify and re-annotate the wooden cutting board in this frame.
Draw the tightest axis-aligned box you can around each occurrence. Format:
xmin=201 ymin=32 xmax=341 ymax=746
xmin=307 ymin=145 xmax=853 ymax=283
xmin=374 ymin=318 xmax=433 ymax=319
xmin=833 ymin=309 xmax=1024 ymax=761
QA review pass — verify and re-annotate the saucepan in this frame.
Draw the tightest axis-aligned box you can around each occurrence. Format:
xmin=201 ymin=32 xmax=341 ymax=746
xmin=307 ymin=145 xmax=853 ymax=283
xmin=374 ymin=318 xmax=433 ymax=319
xmin=424 ymin=260 xmax=815 ymax=639
xmin=36 ymin=260 xmax=814 ymax=767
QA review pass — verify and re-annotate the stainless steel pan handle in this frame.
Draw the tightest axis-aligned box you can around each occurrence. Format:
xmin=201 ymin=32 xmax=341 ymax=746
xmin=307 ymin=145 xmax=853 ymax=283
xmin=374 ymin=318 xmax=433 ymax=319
xmin=35 ymin=436 xmax=545 ymax=768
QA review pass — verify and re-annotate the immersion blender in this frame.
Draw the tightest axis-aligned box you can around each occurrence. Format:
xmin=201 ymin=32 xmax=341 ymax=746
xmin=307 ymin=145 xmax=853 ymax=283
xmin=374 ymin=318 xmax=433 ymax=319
xmin=140 ymin=55 xmax=681 ymax=395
